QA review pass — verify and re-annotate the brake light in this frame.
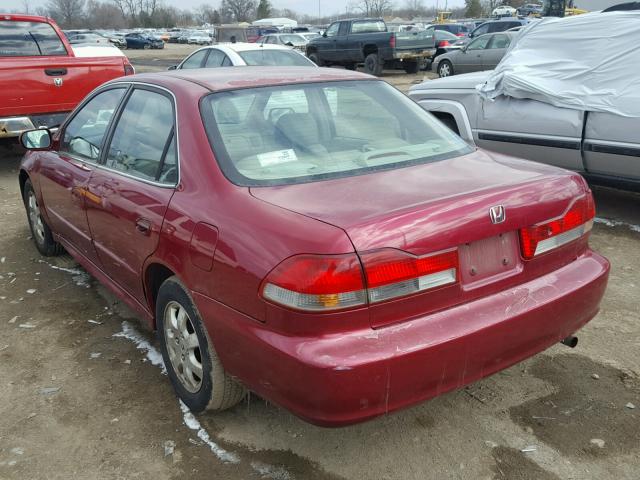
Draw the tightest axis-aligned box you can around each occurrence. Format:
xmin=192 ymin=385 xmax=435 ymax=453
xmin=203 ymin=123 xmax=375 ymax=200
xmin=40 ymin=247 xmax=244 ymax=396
xmin=361 ymin=249 xmax=458 ymax=303
xmin=261 ymin=254 xmax=367 ymax=311
xmin=438 ymin=40 xmax=450 ymax=47
xmin=390 ymin=33 xmax=396 ymax=48
xmin=456 ymin=33 xmax=465 ymax=37
xmin=519 ymin=194 xmax=595 ymax=260
xmin=124 ymin=63 xmax=135 ymax=76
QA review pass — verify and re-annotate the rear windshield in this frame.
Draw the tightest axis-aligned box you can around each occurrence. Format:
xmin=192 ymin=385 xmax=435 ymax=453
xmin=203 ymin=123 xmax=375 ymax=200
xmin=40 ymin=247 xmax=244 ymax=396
xmin=201 ymin=80 xmax=473 ymax=186
xmin=0 ymin=20 xmax=67 ymax=56
xmin=238 ymin=49 xmax=313 ymax=66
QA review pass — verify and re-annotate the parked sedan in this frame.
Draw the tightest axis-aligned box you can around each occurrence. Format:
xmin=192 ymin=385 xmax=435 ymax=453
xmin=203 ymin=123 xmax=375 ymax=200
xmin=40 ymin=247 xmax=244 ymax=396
xmin=18 ymin=67 xmax=609 ymax=426
xmin=67 ymin=33 xmax=110 ymax=45
xmin=187 ymin=32 xmax=211 ymax=45
xmin=259 ymin=33 xmax=308 ymax=51
xmin=125 ymin=32 xmax=164 ymax=49
xmin=170 ymin=43 xmax=316 ymax=70
xmin=433 ymin=32 xmax=514 ymax=77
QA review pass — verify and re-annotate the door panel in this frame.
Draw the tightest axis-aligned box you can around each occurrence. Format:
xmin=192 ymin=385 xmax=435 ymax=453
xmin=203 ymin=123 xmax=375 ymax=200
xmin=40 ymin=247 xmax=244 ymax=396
xmin=476 ymin=96 xmax=585 ymax=171
xmin=457 ymin=35 xmax=490 ymax=73
xmin=85 ymin=87 xmax=176 ymax=301
xmin=38 ymin=87 xmax=127 ymax=263
xmin=584 ymin=112 xmax=640 ymax=180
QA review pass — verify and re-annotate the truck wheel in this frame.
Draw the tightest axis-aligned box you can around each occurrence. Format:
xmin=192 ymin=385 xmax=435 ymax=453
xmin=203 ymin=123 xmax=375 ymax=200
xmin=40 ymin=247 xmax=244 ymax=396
xmin=364 ymin=53 xmax=383 ymax=76
xmin=23 ymin=179 xmax=64 ymax=257
xmin=438 ymin=60 xmax=454 ymax=78
xmin=308 ymin=52 xmax=324 ymax=66
xmin=403 ymin=61 xmax=419 ymax=74
xmin=157 ymin=277 xmax=246 ymax=413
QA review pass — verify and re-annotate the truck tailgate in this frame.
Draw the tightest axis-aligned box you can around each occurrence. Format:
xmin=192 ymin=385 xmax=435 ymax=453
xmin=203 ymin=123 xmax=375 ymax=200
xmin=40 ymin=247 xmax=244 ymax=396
xmin=0 ymin=56 xmax=126 ymax=118
xmin=395 ymin=30 xmax=435 ymax=51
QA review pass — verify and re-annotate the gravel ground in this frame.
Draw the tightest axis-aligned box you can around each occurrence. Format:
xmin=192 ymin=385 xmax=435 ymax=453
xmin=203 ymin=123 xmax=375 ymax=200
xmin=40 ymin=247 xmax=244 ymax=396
xmin=0 ymin=46 xmax=638 ymax=479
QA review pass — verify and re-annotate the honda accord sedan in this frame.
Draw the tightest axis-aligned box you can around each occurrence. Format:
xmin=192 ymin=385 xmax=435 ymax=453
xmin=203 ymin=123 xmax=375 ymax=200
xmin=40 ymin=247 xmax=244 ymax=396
xmin=18 ymin=67 xmax=609 ymax=426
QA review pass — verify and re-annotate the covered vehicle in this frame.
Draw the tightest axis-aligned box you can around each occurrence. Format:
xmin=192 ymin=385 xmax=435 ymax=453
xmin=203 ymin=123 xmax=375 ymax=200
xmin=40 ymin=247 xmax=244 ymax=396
xmin=433 ymin=32 xmax=515 ymax=77
xmin=409 ymin=11 xmax=640 ymax=189
xmin=169 ymin=43 xmax=316 ymax=69
xmin=19 ymin=67 xmax=608 ymax=426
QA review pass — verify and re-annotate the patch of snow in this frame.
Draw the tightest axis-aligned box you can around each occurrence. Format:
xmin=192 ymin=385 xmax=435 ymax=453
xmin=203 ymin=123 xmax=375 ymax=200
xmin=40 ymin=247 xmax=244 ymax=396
xmin=26 ymin=289 xmax=37 ymax=294
xmin=179 ymin=401 xmax=240 ymax=464
xmin=594 ymin=217 xmax=640 ymax=233
xmin=39 ymin=261 xmax=91 ymax=287
xmin=250 ymin=461 xmax=292 ymax=480
xmin=90 ymin=352 xmax=102 ymax=359
xmin=18 ymin=323 xmax=36 ymax=329
xmin=112 ymin=321 xmax=166 ymax=374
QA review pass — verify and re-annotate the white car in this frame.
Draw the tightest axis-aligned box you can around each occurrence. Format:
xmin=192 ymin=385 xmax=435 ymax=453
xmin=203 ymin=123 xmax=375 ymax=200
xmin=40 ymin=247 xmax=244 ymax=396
xmin=188 ymin=32 xmax=212 ymax=45
xmin=171 ymin=43 xmax=317 ymax=70
xmin=492 ymin=5 xmax=518 ymax=16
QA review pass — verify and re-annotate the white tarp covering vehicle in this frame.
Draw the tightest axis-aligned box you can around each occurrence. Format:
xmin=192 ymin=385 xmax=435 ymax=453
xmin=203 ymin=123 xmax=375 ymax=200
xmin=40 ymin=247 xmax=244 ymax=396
xmin=477 ymin=11 xmax=640 ymax=117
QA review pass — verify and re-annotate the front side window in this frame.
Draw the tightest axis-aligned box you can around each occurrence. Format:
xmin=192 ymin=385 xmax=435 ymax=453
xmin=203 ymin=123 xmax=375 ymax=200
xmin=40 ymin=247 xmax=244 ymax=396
xmin=238 ymin=49 xmax=313 ymax=66
xmin=201 ymin=81 xmax=472 ymax=186
xmin=61 ymin=88 xmax=126 ymax=162
xmin=467 ymin=35 xmax=491 ymax=50
xmin=104 ymin=89 xmax=176 ymax=183
xmin=325 ymin=23 xmax=339 ymax=37
xmin=181 ymin=49 xmax=207 ymax=69
xmin=0 ymin=20 xmax=67 ymax=56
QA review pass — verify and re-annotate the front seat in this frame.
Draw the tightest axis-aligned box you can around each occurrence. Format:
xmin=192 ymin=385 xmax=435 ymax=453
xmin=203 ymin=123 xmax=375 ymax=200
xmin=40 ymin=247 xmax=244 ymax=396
xmin=275 ymin=113 xmax=329 ymax=157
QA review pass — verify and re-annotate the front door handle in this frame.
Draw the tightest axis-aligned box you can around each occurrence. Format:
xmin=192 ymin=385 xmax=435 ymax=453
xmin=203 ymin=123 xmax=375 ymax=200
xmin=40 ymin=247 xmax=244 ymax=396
xmin=135 ymin=218 xmax=152 ymax=236
xmin=45 ymin=68 xmax=68 ymax=76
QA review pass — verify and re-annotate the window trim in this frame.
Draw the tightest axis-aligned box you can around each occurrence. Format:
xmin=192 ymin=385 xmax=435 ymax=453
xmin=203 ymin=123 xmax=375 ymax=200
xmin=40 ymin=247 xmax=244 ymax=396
xmin=99 ymin=83 xmax=180 ymax=187
xmin=57 ymin=81 xmax=181 ymax=188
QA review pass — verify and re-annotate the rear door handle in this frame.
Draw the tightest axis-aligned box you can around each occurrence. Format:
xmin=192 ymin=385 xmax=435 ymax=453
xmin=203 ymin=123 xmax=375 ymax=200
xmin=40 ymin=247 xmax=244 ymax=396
xmin=45 ymin=68 xmax=68 ymax=76
xmin=135 ymin=218 xmax=152 ymax=235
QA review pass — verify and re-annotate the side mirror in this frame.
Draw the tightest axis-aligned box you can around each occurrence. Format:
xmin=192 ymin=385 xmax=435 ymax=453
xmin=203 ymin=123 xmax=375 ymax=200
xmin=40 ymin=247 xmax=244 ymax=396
xmin=168 ymin=65 xmax=177 ymax=70
xmin=285 ymin=42 xmax=294 ymax=47
xmin=20 ymin=129 xmax=52 ymax=150
xmin=322 ymin=32 xmax=327 ymax=37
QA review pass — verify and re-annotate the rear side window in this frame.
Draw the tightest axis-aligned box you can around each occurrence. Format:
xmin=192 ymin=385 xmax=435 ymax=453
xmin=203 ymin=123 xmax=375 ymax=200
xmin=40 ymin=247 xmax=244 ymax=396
xmin=104 ymin=89 xmax=176 ymax=184
xmin=351 ymin=21 xmax=386 ymax=34
xmin=0 ymin=20 xmax=67 ymax=56
xmin=204 ymin=49 xmax=226 ymax=67
xmin=488 ymin=34 xmax=511 ymax=49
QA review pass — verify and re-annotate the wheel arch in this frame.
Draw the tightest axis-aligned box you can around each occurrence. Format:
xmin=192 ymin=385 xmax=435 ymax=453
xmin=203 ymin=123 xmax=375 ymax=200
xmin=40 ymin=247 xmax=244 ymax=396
xmin=415 ymin=99 xmax=476 ymax=144
xmin=362 ymin=44 xmax=378 ymax=57
xmin=144 ymin=261 xmax=178 ymax=329
xmin=18 ymin=169 xmax=29 ymax=198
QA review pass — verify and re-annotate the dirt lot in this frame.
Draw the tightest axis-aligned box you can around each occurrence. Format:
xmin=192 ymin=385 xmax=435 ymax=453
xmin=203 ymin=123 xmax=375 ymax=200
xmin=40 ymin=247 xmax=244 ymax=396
xmin=0 ymin=47 xmax=638 ymax=480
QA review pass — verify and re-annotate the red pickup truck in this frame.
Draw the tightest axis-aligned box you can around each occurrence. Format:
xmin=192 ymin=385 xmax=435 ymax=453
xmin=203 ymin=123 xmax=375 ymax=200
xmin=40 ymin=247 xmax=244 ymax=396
xmin=0 ymin=14 xmax=134 ymax=138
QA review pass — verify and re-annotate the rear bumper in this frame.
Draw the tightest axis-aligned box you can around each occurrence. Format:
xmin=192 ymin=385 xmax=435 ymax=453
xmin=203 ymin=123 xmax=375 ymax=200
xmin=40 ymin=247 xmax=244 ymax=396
xmin=0 ymin=112 xmax=68 ymax=138
xmin=195 ymin=250 xmax=609 ymax=427
xmin=392 ymin=49 xmax=435 ymax=60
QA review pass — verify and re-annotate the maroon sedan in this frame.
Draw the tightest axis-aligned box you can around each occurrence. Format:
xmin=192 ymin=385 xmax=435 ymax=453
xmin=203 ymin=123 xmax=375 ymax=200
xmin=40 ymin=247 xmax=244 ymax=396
xmin=18 ymin=67 xmax=609 ymax=426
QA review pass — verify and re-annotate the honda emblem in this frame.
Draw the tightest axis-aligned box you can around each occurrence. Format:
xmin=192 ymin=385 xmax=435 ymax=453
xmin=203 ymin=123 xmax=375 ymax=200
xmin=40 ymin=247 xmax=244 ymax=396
xmin=54 ymin=78 xmax=63 ymax=87
xmin=489 ymin=205 xmax=506 ymax=224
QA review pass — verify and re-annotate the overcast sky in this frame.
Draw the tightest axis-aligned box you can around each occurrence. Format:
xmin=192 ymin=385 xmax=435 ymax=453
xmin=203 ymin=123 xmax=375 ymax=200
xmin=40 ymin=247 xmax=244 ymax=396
xmin=2 ymin=0 xmax=464 ymax=17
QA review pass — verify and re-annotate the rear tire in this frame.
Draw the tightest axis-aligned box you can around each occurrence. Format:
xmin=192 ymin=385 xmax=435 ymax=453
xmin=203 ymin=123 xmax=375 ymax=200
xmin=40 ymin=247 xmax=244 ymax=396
xmin=403 ymin=61 xmax=419 ymax=74
xmin=156 ymin=277 xmax=246 ymax=413
xmin=364 ymin=53 xmax=383 ymax=76
xmin=308 ymin=52 xmax=323 ymax=66
xmin=22 ymin=179 xmax=63 ymax=257
xmin=438 ymin=60 xmax=454 ymax=78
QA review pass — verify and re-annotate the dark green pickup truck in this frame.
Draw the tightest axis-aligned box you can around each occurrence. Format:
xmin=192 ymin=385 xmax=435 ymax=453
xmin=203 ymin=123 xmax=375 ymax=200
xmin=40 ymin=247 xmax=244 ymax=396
xmin=306 ymin=18 xmax=436 ymax=75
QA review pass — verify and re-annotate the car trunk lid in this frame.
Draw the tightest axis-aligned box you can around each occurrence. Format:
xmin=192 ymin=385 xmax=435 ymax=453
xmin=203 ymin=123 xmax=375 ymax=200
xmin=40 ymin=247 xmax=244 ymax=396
xmin=251 ymin=150 xmax=590 ymax=328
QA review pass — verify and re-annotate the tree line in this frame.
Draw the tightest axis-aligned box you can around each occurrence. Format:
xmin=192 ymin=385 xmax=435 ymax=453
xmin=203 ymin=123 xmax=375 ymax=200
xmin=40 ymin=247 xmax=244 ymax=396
xmin=9 ymin=0 xmax=530 ymax=29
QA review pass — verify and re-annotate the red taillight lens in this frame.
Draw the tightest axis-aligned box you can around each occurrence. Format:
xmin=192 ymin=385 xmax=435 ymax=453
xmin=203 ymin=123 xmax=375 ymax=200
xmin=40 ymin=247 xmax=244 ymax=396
xmin=261 ymin=254 xmax=367 ymax=311
xmin=438 ymin=40 xmax=450 ymax=47
xmin=361 ymin=249 xmax=458 ymax=303
xmin=456 ymin=33 xmax=465 ymax=37
xmin=124 ymin=63 xmax=135 ymax=76
xmin=390 ymin=33 xmax=396 ymax=48
xmin=519 ymin=194 xmax=595 ymax=260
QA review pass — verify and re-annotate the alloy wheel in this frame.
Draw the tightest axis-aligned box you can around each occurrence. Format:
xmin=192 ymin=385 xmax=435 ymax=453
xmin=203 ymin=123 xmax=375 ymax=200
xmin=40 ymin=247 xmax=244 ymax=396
xmin=27 ymin=190 xmax=45 ymax=245
xmin=163 ymin=301 xmax=204 ymax=393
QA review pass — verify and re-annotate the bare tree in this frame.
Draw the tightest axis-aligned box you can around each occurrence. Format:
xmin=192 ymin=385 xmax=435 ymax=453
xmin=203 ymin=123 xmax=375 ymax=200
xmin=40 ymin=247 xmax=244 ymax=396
xmin=404 ymin=0 xmax=424 ymax=17
xmin=222 ymin=0 xmax=256 ymax=22
xmin=352 ymin=0 xmax=394 ymax=17
xmin=46 ymin=0 xmax=85 ymax=27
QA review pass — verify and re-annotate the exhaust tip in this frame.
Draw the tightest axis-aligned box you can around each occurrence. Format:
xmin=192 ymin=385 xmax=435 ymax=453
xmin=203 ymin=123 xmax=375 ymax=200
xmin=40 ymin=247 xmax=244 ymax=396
xmin=561 ymin=335 xmax=578 ymax=348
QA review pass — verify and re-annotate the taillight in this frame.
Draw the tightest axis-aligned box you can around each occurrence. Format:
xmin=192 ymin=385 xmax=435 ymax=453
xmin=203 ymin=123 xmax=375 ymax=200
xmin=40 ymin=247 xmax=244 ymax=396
xmin=124 ymin=63 xmax=135 ymax=76
xmin=438 ymin=40 xmax=450 ymax=47
xmin=390 ymin=33 xmax=396 ymax=48
xmin=361 ymin=249 xmax=458 ymax=303
xmin=261 ymin=249 xmax=459 ymax=312
xmin=456 ymin=33 xmax=465 ymax=37
xmin=261 ymin=254 xmax=367 ymax=311
xmin=519 ymin=194 xmax=595 ymax=260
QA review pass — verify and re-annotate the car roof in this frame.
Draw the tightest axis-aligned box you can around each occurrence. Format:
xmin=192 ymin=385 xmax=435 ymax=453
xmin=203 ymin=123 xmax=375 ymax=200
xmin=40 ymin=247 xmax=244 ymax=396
xmin=126 ymin=66 xmax=372 ymax=93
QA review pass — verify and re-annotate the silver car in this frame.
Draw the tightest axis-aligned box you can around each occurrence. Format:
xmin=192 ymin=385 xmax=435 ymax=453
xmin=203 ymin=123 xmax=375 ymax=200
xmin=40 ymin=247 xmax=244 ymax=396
xmin=433 ymin=32 xmax=515 ymax=77
xmin=409 ymin=71 xmax=640 ymax=188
